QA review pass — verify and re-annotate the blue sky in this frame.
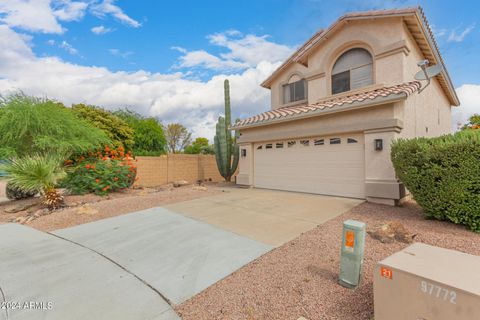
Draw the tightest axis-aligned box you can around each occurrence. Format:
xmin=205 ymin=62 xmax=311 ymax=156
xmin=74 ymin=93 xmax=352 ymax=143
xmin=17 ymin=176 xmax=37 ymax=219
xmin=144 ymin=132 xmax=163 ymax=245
xmin=0 ymin=0 xmax=479 ymax=138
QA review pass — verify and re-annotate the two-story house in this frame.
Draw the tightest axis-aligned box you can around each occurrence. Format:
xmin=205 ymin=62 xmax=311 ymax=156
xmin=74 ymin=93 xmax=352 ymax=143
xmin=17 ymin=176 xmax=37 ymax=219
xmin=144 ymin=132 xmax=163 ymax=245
xmin=232 ymin=7 xmax=459 ymax=205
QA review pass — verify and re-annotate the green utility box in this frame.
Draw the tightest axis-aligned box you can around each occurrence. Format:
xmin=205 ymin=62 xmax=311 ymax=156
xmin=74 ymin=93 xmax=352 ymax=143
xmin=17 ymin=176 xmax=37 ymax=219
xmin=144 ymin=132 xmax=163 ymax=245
xmin=339 ymin=219 xmax=366 ymax=288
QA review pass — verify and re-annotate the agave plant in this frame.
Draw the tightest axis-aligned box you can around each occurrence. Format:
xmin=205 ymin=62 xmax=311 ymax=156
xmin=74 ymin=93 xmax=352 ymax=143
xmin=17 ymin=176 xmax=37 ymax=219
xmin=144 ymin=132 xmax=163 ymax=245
xmin=0 ymin=154 xmax=66 ymax=210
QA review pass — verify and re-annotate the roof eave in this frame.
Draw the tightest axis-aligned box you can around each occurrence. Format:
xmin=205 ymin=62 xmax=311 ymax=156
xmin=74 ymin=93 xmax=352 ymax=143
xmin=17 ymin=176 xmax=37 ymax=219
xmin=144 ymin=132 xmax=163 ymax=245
xmin=231 ymin=93 xmax=407 ymax=130
xmin=414 ymin=10 xmax=460 ymax=106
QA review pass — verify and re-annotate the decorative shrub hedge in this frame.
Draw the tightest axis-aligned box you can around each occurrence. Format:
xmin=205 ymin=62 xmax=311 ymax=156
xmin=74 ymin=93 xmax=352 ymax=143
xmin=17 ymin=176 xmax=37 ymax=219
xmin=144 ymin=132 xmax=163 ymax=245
xmin=391 ymin=130 xmax=480 ymax=232
xmin=62 ymin=146 xmax=137 ymax=196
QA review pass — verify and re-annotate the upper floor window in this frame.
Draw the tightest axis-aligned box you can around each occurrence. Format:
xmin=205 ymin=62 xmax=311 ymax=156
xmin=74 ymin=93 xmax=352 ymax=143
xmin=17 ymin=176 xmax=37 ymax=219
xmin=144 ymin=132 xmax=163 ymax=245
xmin=283 ymin=79 xmax=306 ymax=104
xmin=332 ymin=48 xmax=373 ymax=95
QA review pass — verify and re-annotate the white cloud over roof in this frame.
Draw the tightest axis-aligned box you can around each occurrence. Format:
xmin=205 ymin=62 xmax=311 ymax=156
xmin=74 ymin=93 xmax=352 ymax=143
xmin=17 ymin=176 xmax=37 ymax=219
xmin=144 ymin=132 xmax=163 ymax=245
xmin=0 ymin=25 xmax=289 ymax=138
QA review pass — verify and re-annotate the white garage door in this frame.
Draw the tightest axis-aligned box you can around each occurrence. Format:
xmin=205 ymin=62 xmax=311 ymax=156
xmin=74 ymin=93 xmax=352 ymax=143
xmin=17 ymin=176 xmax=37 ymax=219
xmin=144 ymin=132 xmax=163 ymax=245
xmin=253 ymin=134 xmax=365 ymax=198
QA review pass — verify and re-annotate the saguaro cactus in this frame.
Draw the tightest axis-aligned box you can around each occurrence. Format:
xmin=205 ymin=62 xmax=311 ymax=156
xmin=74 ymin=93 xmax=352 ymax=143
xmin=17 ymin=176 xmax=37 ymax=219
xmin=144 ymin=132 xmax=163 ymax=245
xmin=214 ymin=79 xmax=239 ymax=182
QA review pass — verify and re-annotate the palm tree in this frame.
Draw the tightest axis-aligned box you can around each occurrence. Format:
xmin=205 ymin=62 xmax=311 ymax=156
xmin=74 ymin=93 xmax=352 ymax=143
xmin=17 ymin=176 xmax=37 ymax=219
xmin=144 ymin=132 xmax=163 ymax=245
xmin=1 ymin=154 xmax=66 ymax=210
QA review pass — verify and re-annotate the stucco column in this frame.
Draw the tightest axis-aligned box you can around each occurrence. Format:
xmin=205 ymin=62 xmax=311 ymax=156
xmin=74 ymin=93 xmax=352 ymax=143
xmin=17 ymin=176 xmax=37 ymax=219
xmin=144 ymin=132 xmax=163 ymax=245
xmin=364 ymin=129 xmax=405 ymax=206
xmin=236 ymin=143 xmax=254 ymax=186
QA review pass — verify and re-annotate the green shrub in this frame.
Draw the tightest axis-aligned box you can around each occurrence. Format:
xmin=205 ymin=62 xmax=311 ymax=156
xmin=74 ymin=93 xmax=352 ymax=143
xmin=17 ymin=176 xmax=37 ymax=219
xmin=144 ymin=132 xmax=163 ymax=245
xmin=391 ymin=130 xmax=480 ymax=232
xmin=62 ymin=146 xmax=137 ymax=196
xmin=114 ymin=109 xmax=167 ymax=155
xmin=184 ymin=137 xmax=215 ymax=154
xmin=72 ymin=104 xmax=135 ymax=151
xmin=0 ymin=94 xmax=110 ymax=158
xmin=1 ymin=154 xmax=66 ymax=209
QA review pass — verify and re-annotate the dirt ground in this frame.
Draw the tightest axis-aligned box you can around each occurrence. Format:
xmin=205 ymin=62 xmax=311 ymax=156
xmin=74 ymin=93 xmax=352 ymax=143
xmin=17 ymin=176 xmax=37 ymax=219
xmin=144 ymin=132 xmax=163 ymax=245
xmin=0 ymin=183 xmax=224 ymax=231
xmin=176 ymin=200 xmax=480 ymax=320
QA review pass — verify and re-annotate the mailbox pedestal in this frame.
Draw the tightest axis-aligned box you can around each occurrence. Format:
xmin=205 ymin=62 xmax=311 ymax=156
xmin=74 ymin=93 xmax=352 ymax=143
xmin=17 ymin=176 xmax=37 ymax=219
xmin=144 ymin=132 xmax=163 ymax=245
xmin=374 ymin=243 xmax=480 ymax=320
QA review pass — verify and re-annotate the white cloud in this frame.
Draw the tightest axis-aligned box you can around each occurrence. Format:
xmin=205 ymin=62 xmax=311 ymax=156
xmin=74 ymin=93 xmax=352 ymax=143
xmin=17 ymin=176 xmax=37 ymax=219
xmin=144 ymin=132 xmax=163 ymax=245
xmin=0 ymin=0 xmax=135 ymax=34
xmin=453 ymin=84 xmax=480 ymax=130
xmin=447 ymin=24 xmax=475 ymax=42
xmin=59 ymin=40 xmax=78 ymax=55
xmin=208 ymin=32 xmax=293 ymax=67
xmin=109 ymin=48 xmax=132 ymax=58
xmin=171 ymin=46 xmax=187 ymax=54
xmin=0 ymin=25 xmax=279 ymax=139
xmin=53 ymin=0 xmax=88 ymax=21
xmin=430 ymin=24 xmax=447 ymax=38
xmin=173 ymin=31 xmax=294 ymax=72
xmin=91 ymin=25 xmax=113 ymax=34
xmin=0 ymin=0 xmax=65 ymax=33
xmin=175 ymin=50 xmax=249 ymax=71
xmin=91 ymin=0 xmax=141 ymax=28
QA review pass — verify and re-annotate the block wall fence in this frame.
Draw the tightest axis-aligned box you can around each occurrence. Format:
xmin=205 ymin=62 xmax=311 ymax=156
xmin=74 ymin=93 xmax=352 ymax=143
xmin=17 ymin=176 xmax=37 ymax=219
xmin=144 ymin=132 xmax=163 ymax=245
xmin=135 ymin=154 xmax=225 ymax=187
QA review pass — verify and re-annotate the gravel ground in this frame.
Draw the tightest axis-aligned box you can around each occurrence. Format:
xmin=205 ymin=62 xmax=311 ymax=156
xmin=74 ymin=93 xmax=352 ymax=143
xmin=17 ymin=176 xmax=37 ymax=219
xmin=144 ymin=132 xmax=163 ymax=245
xmin=0 ymin=183 xmax=224 ymax=231
xmin=176 ymin=200 xmax=480 ymax=320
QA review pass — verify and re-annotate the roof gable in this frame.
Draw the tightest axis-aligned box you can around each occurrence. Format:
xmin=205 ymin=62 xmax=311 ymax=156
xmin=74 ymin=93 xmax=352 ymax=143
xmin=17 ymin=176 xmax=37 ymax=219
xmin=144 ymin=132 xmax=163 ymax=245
xmin=261 ymin=7 xmax=459 ymax=106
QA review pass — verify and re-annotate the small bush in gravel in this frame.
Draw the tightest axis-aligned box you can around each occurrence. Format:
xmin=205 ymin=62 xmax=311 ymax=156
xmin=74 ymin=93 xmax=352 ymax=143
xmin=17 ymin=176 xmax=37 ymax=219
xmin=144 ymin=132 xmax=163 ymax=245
xmin=391 ymin=130 xmax=480 ymax=232
xmin=62 ymin=146 xmax=137 ymax=196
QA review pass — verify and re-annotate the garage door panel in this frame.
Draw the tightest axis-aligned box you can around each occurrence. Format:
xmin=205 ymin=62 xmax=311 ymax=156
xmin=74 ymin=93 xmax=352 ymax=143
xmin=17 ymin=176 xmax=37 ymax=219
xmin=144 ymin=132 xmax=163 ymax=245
xmin=256 ymin=168 xmax=363 ymax=180
xmin=253 ymin=134 xmax=365 ymax=198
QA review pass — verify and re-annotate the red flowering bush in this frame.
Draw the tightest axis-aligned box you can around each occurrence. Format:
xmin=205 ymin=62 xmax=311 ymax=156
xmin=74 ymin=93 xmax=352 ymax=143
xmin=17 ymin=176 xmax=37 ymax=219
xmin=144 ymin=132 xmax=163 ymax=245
xmin=62 ymin=145 xmax=137 ymax=195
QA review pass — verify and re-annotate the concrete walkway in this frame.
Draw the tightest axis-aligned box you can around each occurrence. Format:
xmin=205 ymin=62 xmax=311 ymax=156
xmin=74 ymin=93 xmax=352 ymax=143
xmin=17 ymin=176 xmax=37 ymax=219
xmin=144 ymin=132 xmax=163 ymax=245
xmin=53 ymin=208 xmax=272 ymax=305
xmin=0 ymin=224 xmax=178 ymax=320
xmin=165 ymin=187 xmax=363 ymax=246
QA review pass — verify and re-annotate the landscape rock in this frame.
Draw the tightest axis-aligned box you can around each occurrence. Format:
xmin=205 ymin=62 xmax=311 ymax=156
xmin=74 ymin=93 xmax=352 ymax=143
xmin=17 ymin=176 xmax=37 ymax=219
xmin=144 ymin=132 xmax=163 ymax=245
xmin=173 ymin=180 xmax=189 ymax=188
xmin=25 ymin=215 xmax=36 ymax=224
xmin=367 ymin=221 xmax=416 ymax=244
xmin=76 ymin=204 xmax=98 ymax=216
xmin=4 ymin=202 xmax=38 ymax=213
xmin=14 ymin=216 xmax=28 ymax=224
xmin=67 ymin=201 xmax=80 ymax=207
xmin=193 ymin=186 xmax=207 ymax=191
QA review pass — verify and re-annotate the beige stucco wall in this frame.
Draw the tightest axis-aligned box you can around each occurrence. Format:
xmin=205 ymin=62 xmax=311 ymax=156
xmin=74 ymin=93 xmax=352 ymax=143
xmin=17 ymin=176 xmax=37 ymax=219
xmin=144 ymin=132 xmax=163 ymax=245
xmin=237 ymin=144 xmax=253 ymax=185
xmin=396 ymin=23 xmax=453 ymax=138
xmin=269 ymin=17 xmax=412 ymax=110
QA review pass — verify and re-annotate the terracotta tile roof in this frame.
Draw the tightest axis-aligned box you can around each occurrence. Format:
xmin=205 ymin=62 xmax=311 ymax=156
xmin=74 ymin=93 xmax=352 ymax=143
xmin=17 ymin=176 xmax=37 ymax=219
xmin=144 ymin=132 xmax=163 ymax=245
xmin=234 ymin=81 xmax=420 ymax=128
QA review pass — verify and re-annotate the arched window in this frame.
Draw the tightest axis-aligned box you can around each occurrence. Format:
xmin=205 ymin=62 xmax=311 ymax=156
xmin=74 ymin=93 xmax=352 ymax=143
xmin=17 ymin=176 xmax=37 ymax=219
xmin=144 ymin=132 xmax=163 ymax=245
xmin=332 ymin=48 xmax=373 ymax=94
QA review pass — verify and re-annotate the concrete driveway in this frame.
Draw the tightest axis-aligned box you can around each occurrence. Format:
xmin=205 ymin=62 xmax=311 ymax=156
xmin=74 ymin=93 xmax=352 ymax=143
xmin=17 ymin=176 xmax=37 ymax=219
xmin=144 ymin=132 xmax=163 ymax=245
xmin=53 ymin=208 xmax=271 ymax=305
xmin=0 ymin=223 xmax=178 ymax=320
xmin=166 ymin=187 xmax=363 ymax=246
xmin=0 ymin=208 xmax=271 ymax=320
xmin=0 ymin=187 xmax=362 ymax=319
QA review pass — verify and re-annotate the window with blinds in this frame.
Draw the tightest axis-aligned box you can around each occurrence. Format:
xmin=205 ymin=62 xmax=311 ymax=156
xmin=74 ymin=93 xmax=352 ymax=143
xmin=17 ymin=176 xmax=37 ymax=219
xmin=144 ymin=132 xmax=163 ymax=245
xmin=283 ymin=79 xmax=306 ymax=104
xmin=332 ymin=48 xmax=373 ymax=94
